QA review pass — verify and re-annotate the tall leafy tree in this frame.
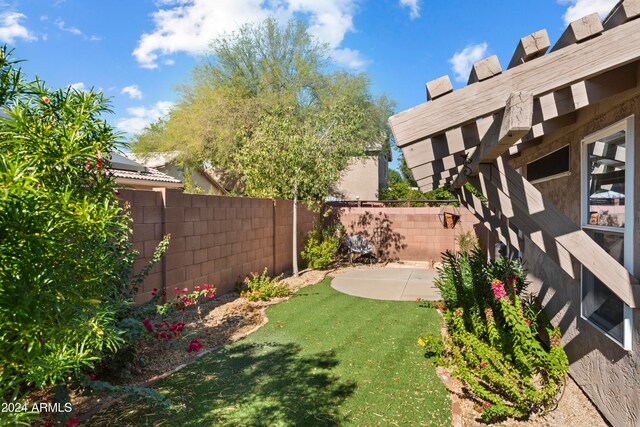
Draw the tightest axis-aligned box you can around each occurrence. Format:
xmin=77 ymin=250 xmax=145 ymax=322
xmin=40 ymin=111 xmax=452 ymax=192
xmin=134 ymin=17 xmax=394 ymax=274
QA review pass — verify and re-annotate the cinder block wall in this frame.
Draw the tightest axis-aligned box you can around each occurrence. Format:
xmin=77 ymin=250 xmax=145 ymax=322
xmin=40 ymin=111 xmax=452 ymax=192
xmin=329 ymin=206 xmax=493 ymax=262
xmin=120 ymin=189 xmax=317 ymax=303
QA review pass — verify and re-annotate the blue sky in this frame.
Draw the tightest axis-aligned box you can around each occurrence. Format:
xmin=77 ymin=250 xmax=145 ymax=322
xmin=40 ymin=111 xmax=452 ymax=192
xmin=0 ymin=0 xmax=620 ymax=168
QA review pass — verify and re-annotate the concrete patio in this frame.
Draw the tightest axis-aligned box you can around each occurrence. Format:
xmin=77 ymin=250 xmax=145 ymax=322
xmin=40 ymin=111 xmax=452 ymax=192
xmin=331 ymin=267 xmax=441 ymax=301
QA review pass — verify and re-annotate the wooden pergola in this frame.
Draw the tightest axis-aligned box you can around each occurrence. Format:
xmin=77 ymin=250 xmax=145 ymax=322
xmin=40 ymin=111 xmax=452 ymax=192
xmin=389 ymin=0 xmax=640 ymax=307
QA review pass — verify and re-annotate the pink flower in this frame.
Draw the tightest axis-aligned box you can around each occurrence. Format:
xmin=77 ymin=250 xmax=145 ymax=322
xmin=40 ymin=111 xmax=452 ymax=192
xmin=525 ymin=319 xmax=531 ymax=327
xmin=182 ymin=287 xmax=188 ymax=293
xmin=85 ymin=164 xmax=91 ymax=171
xmin=485 ymin=307 xmax=494 ymax=322
xmin=416 ymin=297 xmax=422 ymax=302
xmin=479 ymin=361 xmax=487 ymax=369
xmin=89 ymin=372 xmax=96 ymax=380
xmin=174 ymin=287 xmax=179 ymax=292
xmin=491 ymin=279 xmax=508 ymax=301
xmin=194 ymin=285 xmax=200 ymax=291
xmin=65 ymin=418 xmax=78 ymax=427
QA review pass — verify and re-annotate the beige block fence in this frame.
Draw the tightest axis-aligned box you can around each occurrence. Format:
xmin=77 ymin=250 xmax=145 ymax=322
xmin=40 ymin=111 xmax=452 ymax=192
xmin=121 ymin=190 xmax=494 ymax=303
xmin=120 ymin=189 xmax=317 ymax=303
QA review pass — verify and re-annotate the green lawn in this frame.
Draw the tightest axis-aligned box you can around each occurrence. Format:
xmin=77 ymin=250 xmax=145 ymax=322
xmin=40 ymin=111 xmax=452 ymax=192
xmin=89 ymin=278 xmax=451 ymax=426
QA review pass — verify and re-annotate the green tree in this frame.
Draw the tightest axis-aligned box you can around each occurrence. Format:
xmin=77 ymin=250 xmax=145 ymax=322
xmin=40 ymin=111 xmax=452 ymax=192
xmin=134 ymin=17 xmax=393 ymax=274
xmin=0 ymin=47 xmax=159 ymax=424
xmin=398 ymin=152 xmax=417 ymax=187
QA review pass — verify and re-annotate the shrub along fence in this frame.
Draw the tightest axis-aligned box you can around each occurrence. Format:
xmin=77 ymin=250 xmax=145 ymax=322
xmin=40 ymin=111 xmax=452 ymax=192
xmin=120 ymin=189 xmax=317 ymax=303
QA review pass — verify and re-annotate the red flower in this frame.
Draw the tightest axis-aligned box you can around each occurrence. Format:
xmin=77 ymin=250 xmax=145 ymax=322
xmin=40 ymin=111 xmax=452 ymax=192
xmin=187 ymin=338 xmax=203 ymax=353
xmin=416 ymin=297 xmax=421 ymax=302
xmin=96 ymin=160 xmax=102 ymax=168
xmin=65 ymin=418 xmax=78 ymax=427
xmin=174 ymin=287 xmax=179 ymax=292
xmin=182 ymin=287 xmax=188 ymax=293
xmin=194 ymin=285 xmax=200 ymax=291
xmin=89 ymin=372 xmax=96 ymax=380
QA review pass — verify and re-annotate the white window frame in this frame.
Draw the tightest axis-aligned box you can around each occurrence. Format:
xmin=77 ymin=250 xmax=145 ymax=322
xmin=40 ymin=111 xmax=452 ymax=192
xmin=580 ymin=116 xmax=634 ymax=351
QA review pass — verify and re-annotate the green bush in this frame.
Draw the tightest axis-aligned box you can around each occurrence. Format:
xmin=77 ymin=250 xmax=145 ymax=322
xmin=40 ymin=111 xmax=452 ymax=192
xmin=0 ymin=47 xmax=167 ymax=425
xmin=240 ymin=268 xmax=288 ymax=301
xmin=433 ymin=250 xmax=568 ymax=423
xmin=301 ymin=220 xmax=343 ymax=269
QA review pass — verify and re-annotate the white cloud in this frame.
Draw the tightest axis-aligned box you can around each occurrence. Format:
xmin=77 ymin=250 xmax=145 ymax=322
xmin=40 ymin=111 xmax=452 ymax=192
xmin=55 ymin=19 xmax=82 ymax=35
xmin=55 ymin=18 xmax=100 ymax=41
xmin=332 ymin=48 xmax=371 ymax=69
xmin=116 ymin=101 xmax=173 ymax=135
xmin=399 ymin=0 xmax=420 ymax=19
xmin=559 ymin=0 xmax=617 ymax=25
xmin=0 ymin=12 xmax=37 ymax=43
xmin=121 ymin=85 xmax=144 ymax=100
xmin=69 ymin=82 xmax=85 ymax=91
xmin=133 ymin=0 xmax=365 ymax=70
xmin=449 ymin=42 xmax=488 ymax=82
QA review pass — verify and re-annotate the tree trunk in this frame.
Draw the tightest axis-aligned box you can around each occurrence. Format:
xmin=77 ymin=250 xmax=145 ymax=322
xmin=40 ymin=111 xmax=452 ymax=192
xmin=292 ymin=178 xmax=299 ymax=276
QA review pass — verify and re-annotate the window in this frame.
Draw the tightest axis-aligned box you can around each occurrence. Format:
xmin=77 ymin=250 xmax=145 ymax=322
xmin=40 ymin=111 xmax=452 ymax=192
xmin=580 ymin=117 xmax=634 ymax=350
xmin=527 ymin=145 xmax=570 ymax=183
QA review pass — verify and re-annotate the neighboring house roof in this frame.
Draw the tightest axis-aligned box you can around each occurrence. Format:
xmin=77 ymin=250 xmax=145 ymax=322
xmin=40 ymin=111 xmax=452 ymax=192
xmin=129 ymin=151 xmax=229 ymax=194
xmin=390 ymin=1 xmax=640 ymax=307
xmin=110 ymin=152 xmax=182 ymax=188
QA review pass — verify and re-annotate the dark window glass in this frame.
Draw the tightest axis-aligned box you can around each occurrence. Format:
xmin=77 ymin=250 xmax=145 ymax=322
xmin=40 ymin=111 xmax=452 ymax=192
xmin=527 ymin=145 xmax=570 ymax=182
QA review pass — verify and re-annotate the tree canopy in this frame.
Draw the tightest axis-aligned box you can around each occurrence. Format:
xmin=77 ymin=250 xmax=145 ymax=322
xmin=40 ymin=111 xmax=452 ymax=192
xmin=133 ymin=17 xmax=394 ymax=201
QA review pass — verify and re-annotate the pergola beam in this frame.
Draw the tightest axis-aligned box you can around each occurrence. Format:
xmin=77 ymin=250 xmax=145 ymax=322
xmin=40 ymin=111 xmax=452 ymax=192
xmin=550 ymin=13 xmax=603 ymax=52
xmin=452 ymin=92 xmax=533 ymax=188
xmin=390 ymin=17 xmax=640 ymax=147
xmin=406 ymin=62 xmax=638 ymax=186
xmin=603 ymin=0 xmax=640 ymax=30
xmin=508 ymin=29 xmax=550 ymax=69
xmin=468 ymin=172 xmax=578 ymax=279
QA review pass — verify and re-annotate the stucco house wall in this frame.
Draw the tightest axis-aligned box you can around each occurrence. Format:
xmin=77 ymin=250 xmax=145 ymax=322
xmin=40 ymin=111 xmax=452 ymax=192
xmin=508 ymin=89 xmax=640 ymax=426
xmin=332 ymin=153 xmax=388 ymax=200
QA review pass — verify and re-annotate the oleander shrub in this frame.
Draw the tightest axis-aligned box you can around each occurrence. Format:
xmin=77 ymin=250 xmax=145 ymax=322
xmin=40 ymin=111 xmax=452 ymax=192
xmin=433 ymin=249 xmax=569 ymax=423
xmin=0 ymin=47 xmax=168 ymax=425
xmin=240 ymin=268 xmax=287 ymax=301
